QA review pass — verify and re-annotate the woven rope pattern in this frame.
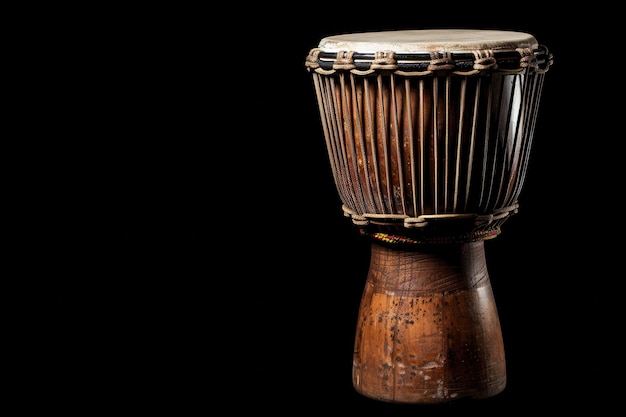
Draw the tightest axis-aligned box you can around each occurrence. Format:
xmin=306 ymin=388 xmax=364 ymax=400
xmin=305 ymin=45 xmax=552 ymax=76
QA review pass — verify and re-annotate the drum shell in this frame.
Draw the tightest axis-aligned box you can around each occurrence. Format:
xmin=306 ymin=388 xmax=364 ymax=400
xmin=308 ymin=66 xmax=548 ymax=237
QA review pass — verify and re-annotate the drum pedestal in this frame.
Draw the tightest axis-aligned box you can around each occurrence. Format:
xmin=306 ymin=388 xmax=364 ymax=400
xmin=352 ymin=240 xmax=506 ymax=404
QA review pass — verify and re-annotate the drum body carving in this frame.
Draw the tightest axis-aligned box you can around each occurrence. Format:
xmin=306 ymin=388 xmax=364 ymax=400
xmin=305 ymin=29 xmax=552 ymax=404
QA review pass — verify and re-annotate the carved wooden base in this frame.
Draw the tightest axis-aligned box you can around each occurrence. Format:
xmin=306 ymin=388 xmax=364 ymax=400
xmin=352 ymin=241 xmax=506 ymax=404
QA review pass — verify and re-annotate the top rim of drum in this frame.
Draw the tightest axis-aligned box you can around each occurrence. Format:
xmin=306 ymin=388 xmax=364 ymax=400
xmin=317 ymin=29 xmax=538 ymax=53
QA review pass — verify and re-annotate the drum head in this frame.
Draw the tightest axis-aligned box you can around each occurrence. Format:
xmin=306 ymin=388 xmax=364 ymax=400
xmin=317 ymin=29 xmax=538 ymax=53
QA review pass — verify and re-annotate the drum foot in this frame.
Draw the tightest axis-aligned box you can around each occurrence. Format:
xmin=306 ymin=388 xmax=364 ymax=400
xmin=352 ymin=240 xmax=506 ymax=404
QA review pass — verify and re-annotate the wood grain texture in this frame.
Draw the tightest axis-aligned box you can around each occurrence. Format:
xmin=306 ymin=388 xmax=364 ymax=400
xmin=352 ymin=241 xmax=506 ymax=403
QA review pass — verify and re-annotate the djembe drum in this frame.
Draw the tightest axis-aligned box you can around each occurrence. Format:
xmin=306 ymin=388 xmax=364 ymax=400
xmin=305 ymin=29 xmax=552 ymax=404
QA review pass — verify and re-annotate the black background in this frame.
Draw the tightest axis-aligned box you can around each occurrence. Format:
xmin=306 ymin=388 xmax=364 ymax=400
xmin=91 ymin=5 xmax=622 ymax=414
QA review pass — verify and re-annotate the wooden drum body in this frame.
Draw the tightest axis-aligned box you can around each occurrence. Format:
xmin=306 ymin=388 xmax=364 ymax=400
xmin=305 ymin=29 xmax=552 ymax=404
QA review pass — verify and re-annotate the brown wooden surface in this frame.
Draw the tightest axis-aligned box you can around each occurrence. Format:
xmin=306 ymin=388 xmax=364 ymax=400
xmin=352 ymin=240 xmax=506 ymax=403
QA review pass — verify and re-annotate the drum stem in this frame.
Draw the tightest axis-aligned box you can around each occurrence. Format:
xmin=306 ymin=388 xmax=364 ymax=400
xmin=352 ymin=240 xmax=506 ymax=403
